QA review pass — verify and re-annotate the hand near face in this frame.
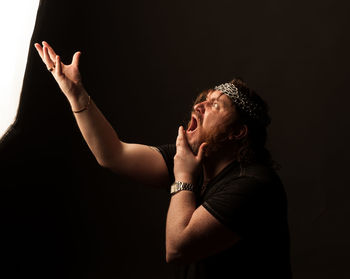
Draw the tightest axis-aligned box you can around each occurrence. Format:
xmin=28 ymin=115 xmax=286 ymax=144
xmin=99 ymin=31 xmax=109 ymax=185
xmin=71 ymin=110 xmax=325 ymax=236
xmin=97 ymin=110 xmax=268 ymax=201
xmin=174 ymin=126 xmax=207 ymax=183
xmin=34 ymin=41 xmax=83 ymax=101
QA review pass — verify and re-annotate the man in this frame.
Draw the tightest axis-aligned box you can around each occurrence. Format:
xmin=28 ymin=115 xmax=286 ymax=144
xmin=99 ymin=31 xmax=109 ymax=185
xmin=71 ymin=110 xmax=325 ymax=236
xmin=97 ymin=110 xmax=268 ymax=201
xmin=34 ymin=41 xmax=292 ymax=278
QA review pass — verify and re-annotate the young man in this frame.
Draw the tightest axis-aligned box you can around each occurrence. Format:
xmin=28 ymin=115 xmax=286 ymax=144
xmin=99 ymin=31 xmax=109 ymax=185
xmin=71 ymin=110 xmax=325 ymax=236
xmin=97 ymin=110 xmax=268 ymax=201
xmin=34 ymin=41 xmax=292 ymax=278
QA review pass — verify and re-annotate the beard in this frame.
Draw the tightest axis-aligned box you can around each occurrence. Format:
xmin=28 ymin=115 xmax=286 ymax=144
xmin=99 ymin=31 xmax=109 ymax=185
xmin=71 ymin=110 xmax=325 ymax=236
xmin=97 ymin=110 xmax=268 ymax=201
xmin=187 ymin=123 xmax=233 ymax=156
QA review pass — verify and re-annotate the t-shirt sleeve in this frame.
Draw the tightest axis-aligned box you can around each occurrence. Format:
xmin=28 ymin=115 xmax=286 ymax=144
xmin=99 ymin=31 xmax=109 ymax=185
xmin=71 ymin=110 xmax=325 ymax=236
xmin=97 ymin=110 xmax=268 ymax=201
xmin=155 ymin=143 xmax=176 ymax=183
xmin=202 ymin=176 xmax=267 ymax=237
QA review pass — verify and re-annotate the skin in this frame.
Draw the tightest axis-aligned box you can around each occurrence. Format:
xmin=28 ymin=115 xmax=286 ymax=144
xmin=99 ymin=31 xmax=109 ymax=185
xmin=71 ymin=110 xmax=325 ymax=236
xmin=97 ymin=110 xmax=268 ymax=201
xmin=34 ymin=41 xmax=245 ymax=264
xmin=186 ymin=90 xmax=235 ymax=154
xmin=34 ymin=41 xmax=169 ymax=186
xmin=167 ymin=126 xmax=241 ymax=263
xmin=184 ymin=90 xmax=248 ymax=183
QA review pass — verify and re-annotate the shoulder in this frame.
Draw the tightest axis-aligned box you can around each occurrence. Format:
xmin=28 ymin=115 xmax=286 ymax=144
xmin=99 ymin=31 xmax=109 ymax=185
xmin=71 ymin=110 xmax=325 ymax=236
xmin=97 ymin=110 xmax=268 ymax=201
xmin=242 ymin=163 xmax=281 ymax=182
xmin=208 ymin=162 xmax=282 ymax=196
xmin=202 ymin=163 xmax=287 ymax=235
xmin=155 ymin=143 xmax=176 ymax=183
xmin=156 ymin=143 xmax=176 ymax=160
xmin=232 ymin=163 xmax=284 ymax=195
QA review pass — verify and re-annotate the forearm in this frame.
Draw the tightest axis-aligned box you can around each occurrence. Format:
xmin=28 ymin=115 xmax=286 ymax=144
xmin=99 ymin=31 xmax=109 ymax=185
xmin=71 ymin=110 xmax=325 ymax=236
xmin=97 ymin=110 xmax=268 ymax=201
xmin=34 ymin=42 xmax=136 ymax=172
xmin=166 ymin=126 xmax=205 ymax=262
xmin=68 ymin=87 xmax=123 ymax=167
xmin=166 ymin=190 xmax=196 ymax=262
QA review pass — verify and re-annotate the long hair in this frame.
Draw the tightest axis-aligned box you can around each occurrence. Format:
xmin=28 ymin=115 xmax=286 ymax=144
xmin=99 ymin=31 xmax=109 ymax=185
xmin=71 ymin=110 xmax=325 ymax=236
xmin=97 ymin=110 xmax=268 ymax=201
xmin=192 ymin=78 xmax=276 ymax=168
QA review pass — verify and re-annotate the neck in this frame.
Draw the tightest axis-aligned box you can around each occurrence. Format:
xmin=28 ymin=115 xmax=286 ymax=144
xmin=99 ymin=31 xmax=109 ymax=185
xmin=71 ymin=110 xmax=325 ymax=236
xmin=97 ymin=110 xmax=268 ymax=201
xmin=202 ymin=148 xmax=236 ymax=184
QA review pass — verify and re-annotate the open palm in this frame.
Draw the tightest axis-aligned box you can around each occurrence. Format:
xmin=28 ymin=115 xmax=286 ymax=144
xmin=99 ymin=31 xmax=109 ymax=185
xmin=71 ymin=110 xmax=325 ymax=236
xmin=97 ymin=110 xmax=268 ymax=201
xmin=34 ymin=41 xmax=83 ymax=100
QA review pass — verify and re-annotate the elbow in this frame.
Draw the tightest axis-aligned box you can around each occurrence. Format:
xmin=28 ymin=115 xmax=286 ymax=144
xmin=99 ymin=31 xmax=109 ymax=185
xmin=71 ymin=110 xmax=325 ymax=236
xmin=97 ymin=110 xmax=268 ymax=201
xmin=96 ymin=147 xmax=124 ymax=171
xmin=95 ymin=158 xmax=111 ymax=170
xmin=165 ymin=239 xmax=181 ymax=264
xmin=166 ymin=236 xmax=182 ymax=264
xmin=166 ymin=243 xmax=192 ymax=264
xmin=165 ymin=252 xmax=175 ymax=264
xmin=166 ymin=229 xmax=197 ymax=264
xmin=96 ymin=158 xmax=111 ymax=169
xmin=96 ymin=155 xmax=119 ymax=171
xmin=166 ymin=249 xmax=182 ymax=264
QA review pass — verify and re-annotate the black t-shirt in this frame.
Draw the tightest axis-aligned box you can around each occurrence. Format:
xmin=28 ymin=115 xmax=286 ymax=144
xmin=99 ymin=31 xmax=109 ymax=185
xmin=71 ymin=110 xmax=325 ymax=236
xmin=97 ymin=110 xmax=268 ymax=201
xmin=157 ymin=144 xmax=292 ymax=279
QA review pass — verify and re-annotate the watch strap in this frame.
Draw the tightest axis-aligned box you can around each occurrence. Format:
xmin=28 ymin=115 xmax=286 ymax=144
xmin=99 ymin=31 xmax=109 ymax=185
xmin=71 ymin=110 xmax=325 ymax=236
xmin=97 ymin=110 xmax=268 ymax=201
xmin=170 ymin=181 xmax=195 ymax=195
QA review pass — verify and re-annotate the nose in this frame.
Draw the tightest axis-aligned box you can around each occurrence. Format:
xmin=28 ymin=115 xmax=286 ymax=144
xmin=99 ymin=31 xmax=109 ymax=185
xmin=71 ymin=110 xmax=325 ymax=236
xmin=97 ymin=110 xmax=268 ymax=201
xmin=193 ymin=100 xmax=206 ymax=114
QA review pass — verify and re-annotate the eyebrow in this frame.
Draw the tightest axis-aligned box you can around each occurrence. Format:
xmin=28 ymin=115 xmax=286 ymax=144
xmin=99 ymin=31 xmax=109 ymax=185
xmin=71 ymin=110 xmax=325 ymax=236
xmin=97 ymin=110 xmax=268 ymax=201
xmin=207 ymin=92 xmax=230 ymax=106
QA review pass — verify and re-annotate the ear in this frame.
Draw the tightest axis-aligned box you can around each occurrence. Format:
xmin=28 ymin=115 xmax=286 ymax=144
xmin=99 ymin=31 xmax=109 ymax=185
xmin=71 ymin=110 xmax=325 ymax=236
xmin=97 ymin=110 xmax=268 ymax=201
xmin=229 ymin=124 xmax=248 ymax=140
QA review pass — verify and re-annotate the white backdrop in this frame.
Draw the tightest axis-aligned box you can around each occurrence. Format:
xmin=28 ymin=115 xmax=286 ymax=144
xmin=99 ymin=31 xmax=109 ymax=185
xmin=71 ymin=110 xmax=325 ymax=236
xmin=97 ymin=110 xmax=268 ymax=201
xmin=0 ymin=0 xmax=39 ymax=138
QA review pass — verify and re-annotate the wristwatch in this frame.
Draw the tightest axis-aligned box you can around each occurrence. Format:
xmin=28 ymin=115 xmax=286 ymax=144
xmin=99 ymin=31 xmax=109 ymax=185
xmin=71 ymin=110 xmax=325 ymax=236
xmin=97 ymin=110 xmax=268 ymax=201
xmin=170 ymin=181 xmax=195 ymax=195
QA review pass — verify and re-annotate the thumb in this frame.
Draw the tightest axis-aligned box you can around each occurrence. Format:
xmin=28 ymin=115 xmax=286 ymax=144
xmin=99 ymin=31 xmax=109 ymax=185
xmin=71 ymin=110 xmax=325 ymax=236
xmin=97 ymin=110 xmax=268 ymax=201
xmin=196 ymin=142 xmax=208 ymax=161
xmin=72 ymin=51 xmax=81 ymax=67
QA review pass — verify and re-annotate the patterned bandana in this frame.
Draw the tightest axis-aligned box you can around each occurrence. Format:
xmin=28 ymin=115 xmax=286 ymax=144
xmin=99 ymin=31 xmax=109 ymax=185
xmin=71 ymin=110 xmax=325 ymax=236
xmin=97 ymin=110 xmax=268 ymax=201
xmin=214 ymin=83 xmax=270 ymax=126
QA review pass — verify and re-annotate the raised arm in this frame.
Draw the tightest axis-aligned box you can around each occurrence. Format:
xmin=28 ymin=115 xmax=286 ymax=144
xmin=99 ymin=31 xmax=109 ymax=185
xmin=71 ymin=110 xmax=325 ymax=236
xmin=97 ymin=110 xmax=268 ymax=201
xmin=34 ymin=41 xmax=169 ymax=187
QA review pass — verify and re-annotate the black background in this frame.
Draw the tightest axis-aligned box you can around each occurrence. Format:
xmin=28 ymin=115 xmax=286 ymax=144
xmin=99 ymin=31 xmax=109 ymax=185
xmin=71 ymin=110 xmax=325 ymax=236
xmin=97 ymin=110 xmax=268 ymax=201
xmin=1 ymin=0 xmax=349 ymax=278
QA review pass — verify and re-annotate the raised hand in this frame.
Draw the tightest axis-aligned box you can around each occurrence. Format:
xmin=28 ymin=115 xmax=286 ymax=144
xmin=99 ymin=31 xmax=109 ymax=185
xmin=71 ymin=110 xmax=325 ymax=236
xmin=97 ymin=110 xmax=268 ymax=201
xmin=34 ymin=41 xmax=83 ymax=102
xmin=174 ymin=126 xmax=207 ymax=184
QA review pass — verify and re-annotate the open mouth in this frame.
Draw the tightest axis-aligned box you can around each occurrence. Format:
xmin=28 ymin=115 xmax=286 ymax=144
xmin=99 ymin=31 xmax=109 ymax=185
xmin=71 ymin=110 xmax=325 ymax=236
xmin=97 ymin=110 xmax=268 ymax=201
xmin=187 ymin=115 xmax=199 ymax=133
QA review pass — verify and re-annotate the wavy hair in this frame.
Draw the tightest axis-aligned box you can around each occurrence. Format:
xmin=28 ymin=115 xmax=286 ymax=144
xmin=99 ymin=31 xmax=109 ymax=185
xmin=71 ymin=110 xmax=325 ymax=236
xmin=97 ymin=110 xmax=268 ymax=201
xmin=191 ymin=78 xmax=276 ymax=168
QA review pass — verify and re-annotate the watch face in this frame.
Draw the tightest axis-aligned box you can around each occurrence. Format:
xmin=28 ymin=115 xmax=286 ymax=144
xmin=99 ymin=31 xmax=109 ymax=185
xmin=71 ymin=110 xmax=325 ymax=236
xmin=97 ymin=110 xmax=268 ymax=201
xmin=170 ymin=183 xmax=179 ymax=194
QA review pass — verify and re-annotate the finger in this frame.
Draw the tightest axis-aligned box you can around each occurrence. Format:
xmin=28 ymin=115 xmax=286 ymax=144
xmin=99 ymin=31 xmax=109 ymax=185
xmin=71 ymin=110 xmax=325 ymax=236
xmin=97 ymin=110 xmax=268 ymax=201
xmin=176 ymin=126 xmax=191 ymax=152
xmin=43 ymin=46 xmax=54 ymax=68
xmin=42 ymin=41 xmax=57 ymax=61
xmin=55 ymin=55 xmax=62 ymax=77
xmin=176 ymin=126 xmax=183 ymax=146
xmin=176 ymin=126 xmax=186 ymax=148
xmin=180 ymin=126 xmax=190 ymax=145
xmin=196 ymin=142 xmax=207 ymax=161
xmin=177 ymin=126 xmax=187 ymax=141
xmin=178 ymin=126 xmax=183 ymax=136
xmin=72 ymin=51 xmax=81 ymax=67
xmin=34 ymin=43 xmax=44 ymax=60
